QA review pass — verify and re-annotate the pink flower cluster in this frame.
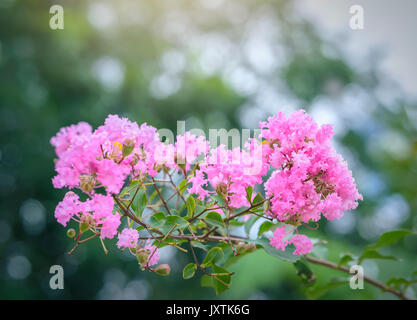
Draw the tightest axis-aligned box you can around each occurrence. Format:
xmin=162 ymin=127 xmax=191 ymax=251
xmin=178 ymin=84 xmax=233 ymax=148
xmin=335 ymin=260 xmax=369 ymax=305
xmin=117 ymin=228 xmax=139 ymax=248
xmin=54 ymin=192 xmax=120 ymax=239
xmin=51 ymin=110 xmax=362 ymax=257
xmin=51 ymin=115 xmax=163 ymax=241
xmin=189 ymin=144 xmax=267 ymax=208
xmin=261 ymin=110 xmax=362 ymax=222
xmin=51 ymin=115 xmax=163 ymax=193
xmin=262 ymin=111 xmax=362 ymax=254
xmin=269 ymin=226 xmax=313 ymax=255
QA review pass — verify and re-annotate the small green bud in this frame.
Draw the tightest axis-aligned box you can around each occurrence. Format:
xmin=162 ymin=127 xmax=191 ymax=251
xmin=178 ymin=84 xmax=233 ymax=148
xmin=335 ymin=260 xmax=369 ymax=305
xmin=79 ymin=222 xmax=89 ymax=233
xmin=154 ymin=264 xmax=171 ymax=276
xmin=79 ymin=213 xmax=93 ymax=233
xmin=66 ymin=228 xmax=76 ymax=238
xmin=136 ymin=249 xmax=149 ymax=265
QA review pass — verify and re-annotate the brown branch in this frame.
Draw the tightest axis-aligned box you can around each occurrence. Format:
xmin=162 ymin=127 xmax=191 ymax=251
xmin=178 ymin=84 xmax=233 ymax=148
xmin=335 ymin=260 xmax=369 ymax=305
xmin=224 ymin=197 xmax=270 ymax=222
xmin=305 ymin=256 xmax=411 ymax=300
xmin=151 ymin=177 xmax=172 ymax=215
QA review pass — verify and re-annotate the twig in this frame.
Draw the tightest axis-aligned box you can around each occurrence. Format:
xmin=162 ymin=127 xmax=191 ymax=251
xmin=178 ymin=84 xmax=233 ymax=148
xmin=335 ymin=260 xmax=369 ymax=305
xmin=305 ymin=256 xmax=411 ymax=300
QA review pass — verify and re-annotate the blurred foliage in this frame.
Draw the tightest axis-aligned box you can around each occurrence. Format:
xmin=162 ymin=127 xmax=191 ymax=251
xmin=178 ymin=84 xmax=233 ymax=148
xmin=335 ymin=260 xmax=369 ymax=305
xmin=0 ymin=0 xmax=416 ymax=299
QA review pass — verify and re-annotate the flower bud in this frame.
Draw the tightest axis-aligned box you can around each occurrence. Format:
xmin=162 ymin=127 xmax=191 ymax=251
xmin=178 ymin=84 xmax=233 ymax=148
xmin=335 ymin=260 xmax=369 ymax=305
xmin=79 ymin=222 xmax=89 ymax=233
xmin=66 ymin=228 xmax=76 ymax=238
xmin=269 ymin=138 xmax=281 ymax=149
xmin=285 ymin=214 xmax=302 ymax=226
xmin=122 ymin=138 xmax=135 ymax=157
xmin=79 ymin=213 xmax=94 ymax=233
xmin=136 ymin=249 xmax=149 ymax=265
xmin=154 ymin=264 xmax=171 ymax=276
xmin=79 ymin=175 xmax=95 ymax=193
xmin=216 ymin=182 xmax=228 ymax=197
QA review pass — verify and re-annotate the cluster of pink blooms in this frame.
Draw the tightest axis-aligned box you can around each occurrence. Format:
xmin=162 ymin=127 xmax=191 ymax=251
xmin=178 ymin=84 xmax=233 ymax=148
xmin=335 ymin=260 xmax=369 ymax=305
xmin=117 ymin=229 xmax=159 ymax=266
xmin=54 ymin=192 xmax=120 ymax=239
xmin=262 ymin=110 xmax=362 ymax=254
xmin=51 ymin=110 xmax=362 ymax=258
xmin=51 ymin=115 xmax=163 ymax=258
xmin=269 ymin=226 xmax=313 ymax=255
xmin=189 ymin=143 xmax=267 ymax=208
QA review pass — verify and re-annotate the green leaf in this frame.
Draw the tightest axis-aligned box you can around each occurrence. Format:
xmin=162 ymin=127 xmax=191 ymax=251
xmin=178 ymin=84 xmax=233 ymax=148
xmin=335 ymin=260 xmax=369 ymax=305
xmin=252 ymin=192 xmax=264 ymax=205
xmin=228 ymin=220 xmax=245 ymax=227
xmin=149 ymin=211 xmax=166 ymax=227
xmin=222 ymin=244 xmax=256 ymax=268
xmin=155 ymin=238 xmax=186 ymax=248
xmin=211 ymin=194 xmax=226 ymax=206
xmin=366 ymin=229 xmax=414 ymax=250
xmin=338 ymin=253 xmax=355 ymax=267
xmin=164 ymin=215 xmax=188 ymax=231
xmin=358 ymin=249 xmax=397 ymax=264
xmin=293 ymin=257 xmax=316 ymax=286
xmin=310 ymin=242 xmax=328 ymax=260
xmin=257 ymin=221 xmax=274 ymax=237
xmin=186 ymin=195 xmax=196 ymax=218
xmin=131 ymin=187 xmax=146 ymax=216
xmin=306 ymin=278 xmax=349 ymax=299
xmin=191 ymin=241 xmax=209 ymax=251
xmin=201 ymin=247 xmax=224 ymax=267
xmin=119 ymin=179 xmax=140 ymax=197
xmin=149 ymin=189 xmax=158 ymax=202
xmin=178 ymin=179 xmax=188 ymax=195
xmin=244 ymin=215 xmax=260 ymax=235
xmin=255 ymin=237 xmax=300 ymax=263
xmin=183 ymin=263 xmax=197 ymax=279
xmin=135 ymin=188 xmax=147 ymax=217
xmin=201 ymin=275 xmax=213 ymax=288
xmin=212 ymin=265 xmax=232 ymax=295
xmin=386 ymin=277 xmax=417 ymax=291
xmin=246 ymin=186 xmax=253 ymax=203
xmin=205 ymin=211 xmax=225 ymax=228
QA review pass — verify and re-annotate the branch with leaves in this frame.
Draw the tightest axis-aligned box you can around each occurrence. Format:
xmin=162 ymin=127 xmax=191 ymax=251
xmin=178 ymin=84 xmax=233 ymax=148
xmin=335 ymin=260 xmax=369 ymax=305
xmin=51 ymin=112 xmax=416 ymax=300
xmin=65 ymin=171 xmax=416 ymax=299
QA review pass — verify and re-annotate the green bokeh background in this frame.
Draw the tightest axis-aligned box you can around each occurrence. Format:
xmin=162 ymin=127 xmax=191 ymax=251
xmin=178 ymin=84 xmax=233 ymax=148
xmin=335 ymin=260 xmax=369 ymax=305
xmin=0 ymin=0 xmax=416 ymax=299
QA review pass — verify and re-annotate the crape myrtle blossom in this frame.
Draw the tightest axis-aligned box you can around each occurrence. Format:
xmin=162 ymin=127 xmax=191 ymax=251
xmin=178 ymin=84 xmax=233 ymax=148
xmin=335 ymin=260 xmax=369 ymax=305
xmin=54 ymin=192 xmax=120 ymax=239
xmin=51 ymin=110 xmax=362 ymax=261
xmin=51 ymin=115 xmax=162 ymax=241
xmin=51 ymin=114 xmax=163 ymax=194
xmin=269 ymin=226 xmax=313 ymax=256
xmin=264 ymin=110 xmax=362 ymax=254
xmin=117 ymin=228 xmax=139 ymax=249
xmin=188 ymin=142 xmax=267 ymax=209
